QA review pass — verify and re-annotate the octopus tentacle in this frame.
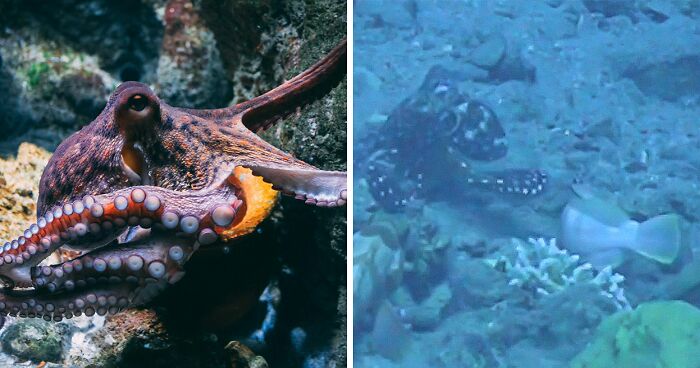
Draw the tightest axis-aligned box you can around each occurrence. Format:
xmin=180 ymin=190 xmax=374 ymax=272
xmin=0 ymin=236 xmax=194 ymax=320
xmin=31 ymin=236 xmax=194 ymax=295
xmin=465 ymin=168 xmax=548 ymax=196
xmin=181 ymin=38 xmax=347 ymax=133
xmin=205 ymin=123 xmax=348 ymax=207
xmin=246 ymin=166 xmax=347 ymax=207
xmin=238 ymin=38 xmax=347 ymax=133
xmin=0 ymin=285 xmax=133 ymax=321
xmin=0 ymin=184 xmax=242 ymax=287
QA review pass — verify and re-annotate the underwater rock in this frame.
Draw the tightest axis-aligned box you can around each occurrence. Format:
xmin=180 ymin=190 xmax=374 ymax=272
xmin=225 ymin=341 xmax=269 ymax=368
xmin=0 ymin=55 xmax=32 ymax=137
xmin=0 ymin=30 xmax=114 ymax=139
xmin=369 ymin=302 xmax=412 ymax=361
xmin=250 ymin=5 xmax=347 ymax=363
xmin=432 ymin=331 xmax=498 ymax=368
xmin=354 ymin=66 xmax=383 ymax=94
xmin=156 ymin=0 xmax=231 ymax=108
xmin=571 ymin=301 xmax=700 ymax=368
xmin=446 ymin=253 xmax=510 ymax=308
xmin=0 ymin=1 xmax=163 ymax=82
xmin=398 ymin=282 xmax=451 ymax=331
xmin=1 ymin=319 xmax=64 ymax=363
xmin=57 ymin=72 xmax=112 ymax=121
xmin=361 ymin=210 xmax=410 ymax=249
xmin=354 ymin=233 xmax=403 ymax=329
xmin=623 ymin=55 xmax=700 ymax=102
xmin=653 ymin=256 xmax=700 ymax=301
xmin=660 ymin=0 xmax=700 ymax=18
xmin=0 ymin=143 xmax=51 ymax=238
xmin=353 ymin=179 xmax=377 ymax=227
xmin=468 ymin=35 xmax=506 ymax=70
xmin=78 ymin=309 xmax=232 ymax=367
xmin=582 ymin=0 xmax=639 ymax=20
xmin=638 ymin=1 xmax=672 ymax=23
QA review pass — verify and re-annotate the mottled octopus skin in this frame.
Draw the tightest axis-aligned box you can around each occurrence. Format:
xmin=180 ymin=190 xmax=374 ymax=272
xmin=0 ymin=38 xmax=347 ymax=321
xmin=362 ymin=64 xmax=546 ymax=211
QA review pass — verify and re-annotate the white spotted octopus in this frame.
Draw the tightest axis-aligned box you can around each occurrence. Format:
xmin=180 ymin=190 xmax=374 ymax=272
xmin=361 ymin=65 xmax=546 ymax=211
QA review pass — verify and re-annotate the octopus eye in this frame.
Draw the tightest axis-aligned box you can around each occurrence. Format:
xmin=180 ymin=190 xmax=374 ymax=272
xmin=128 ymin=95 xmax=148 ymax=112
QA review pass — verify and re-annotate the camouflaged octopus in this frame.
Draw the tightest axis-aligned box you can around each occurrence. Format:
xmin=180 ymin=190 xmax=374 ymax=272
xmin=363 ymin=65 xmax=546 ymax=211
xmin=0 ymin=39 xmax=347 ymax=321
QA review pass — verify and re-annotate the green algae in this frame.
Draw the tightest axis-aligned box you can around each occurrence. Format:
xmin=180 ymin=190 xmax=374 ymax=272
xmin=26 ymin=62 xmax=50 ymax=88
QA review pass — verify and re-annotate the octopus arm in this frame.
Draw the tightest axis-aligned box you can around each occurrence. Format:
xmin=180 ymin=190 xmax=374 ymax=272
xmin=0 ymin=235 xmax=195 ymax=321
xmin=237 ymin=38 xmax=347 ymax=133
xmin=180 ymin=38 xmax=346 ymax=133
xmin=0 ymin=184 xmax=243 ymax=287
xmin=211 ymin=124 xmax=348 ymax=207
xmin=244 ymin=165 xmax=347 ymax=207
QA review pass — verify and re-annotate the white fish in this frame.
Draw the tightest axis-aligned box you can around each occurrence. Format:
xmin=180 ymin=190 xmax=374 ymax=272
xmin=560 ymin=192 xmax=682 ymax=268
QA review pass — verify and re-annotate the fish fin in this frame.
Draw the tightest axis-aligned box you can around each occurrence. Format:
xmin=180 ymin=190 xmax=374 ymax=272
xmin=567 ymin=197 xmax=630 ymax=227
xmin=586 ymin=248 xmax=626 ymax=269
xmin=571 ymin=183 xmax=597 ymax=200
xmin=571 ymin=183 xmax=615 ymax=201
xmin=634 ymin=214 xmax=681 ymax=264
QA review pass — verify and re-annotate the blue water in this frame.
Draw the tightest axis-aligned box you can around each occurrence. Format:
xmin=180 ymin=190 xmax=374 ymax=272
xmin=353 ymin=1 xmax=700 ymax=367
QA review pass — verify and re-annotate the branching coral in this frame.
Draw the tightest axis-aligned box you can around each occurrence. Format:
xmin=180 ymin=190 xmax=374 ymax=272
xmin=488 ymin=237 xmax=631 ymax=311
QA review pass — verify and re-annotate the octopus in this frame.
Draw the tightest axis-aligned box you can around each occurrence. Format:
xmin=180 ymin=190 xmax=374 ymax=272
xmin=0 ymin=39 xmax=347 ymax=321
xmin=362 ymin=65 xmax=547 ymax=211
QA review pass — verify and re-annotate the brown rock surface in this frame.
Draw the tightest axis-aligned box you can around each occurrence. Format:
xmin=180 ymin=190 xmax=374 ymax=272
xmin=0 ymin=143 xmax=51 ymax=238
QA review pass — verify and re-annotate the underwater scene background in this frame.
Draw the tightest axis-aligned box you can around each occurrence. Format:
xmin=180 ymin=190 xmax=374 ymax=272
xmin=354 ymin=0 xmax=700 ymax=367
xmin=0 ymin=1 xmax=346 ymax=366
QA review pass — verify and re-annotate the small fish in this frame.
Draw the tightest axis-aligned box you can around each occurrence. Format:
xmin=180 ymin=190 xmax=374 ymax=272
xmin=560 ymin=189 xmax=682 ymax=268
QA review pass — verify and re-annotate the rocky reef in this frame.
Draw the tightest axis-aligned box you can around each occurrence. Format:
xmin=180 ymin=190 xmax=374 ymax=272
xmin=355 ymin=0 xmax=700 ymax=367
xmin=0 ymin=0 xmax=346 ymax=367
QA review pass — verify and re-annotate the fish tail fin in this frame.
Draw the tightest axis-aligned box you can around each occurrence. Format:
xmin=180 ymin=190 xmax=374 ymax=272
xmin=634 ymin=214 xmax=682 ymax=264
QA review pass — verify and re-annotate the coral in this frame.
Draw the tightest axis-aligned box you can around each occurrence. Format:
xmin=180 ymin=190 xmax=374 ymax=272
xmin=353 ymin=233 xmax=403 ymax=329
xmin=488 ymin=238 xmax=630 ymax=311
xmin=571 ymin=301 xmax=700 ymax=368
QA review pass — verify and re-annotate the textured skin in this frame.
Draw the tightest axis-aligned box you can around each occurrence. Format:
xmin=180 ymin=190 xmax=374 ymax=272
xmin=361 ymin=64 xmax=546 ymax=212
xmin=40 ymin=39 xmax=347 ymax=213
xmin=0 ymin=38 xmax=347 ymax=321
